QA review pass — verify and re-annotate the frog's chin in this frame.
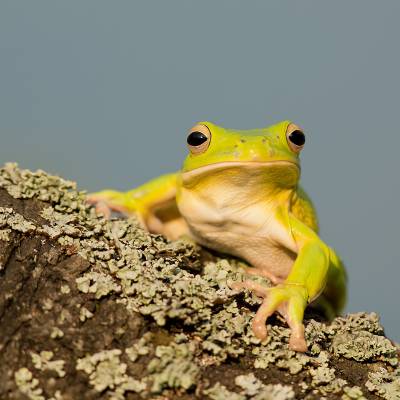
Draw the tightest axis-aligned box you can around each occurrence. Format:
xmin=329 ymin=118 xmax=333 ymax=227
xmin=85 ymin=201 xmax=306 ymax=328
xmin=181 ymin=160 xmax=300 ymax=184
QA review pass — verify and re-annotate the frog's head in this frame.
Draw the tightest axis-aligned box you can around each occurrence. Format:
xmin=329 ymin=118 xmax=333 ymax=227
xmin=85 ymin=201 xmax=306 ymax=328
xmin=181 ymin=121 xmax=305 ymax=188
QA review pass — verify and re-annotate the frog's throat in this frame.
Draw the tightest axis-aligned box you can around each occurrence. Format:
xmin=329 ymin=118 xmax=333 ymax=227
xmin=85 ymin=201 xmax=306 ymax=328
xmin=181 ymin=160 xmax=300 ymax=184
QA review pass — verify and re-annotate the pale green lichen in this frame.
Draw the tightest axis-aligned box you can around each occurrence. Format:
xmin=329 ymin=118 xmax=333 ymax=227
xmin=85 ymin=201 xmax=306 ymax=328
xmin=60 ymin=284 xmax=71 ymax=294
xmin=2 ymin=164 xmax=399 ymax=399
xmin=50 ymin=327 xmax=64 ymax=339
xmin=14 ymin=368 xmax=45 ymax=400
xmin=76 ymin=349 xmax=146 ymax=396
xmin=205 ymin=379 xmax=296 ymax=400
xmin=365 ymin=367 xmax=400 ymax=399
xmin=0 ymin=228 xmax=11 ymax=241
xmin=40 ymin=206 xmax=82 ymax=238
xmin=0 ymin=207 xmax=36 ymax=233
xmin=0 ymin=162 xmax=86 ymax=212
xmin=252 ymin=324 xmax=307 ymax=373
xmin=234 ymin=373 xmax=263 ymax=396
xmin=204 ymin=382 xmax=246 ymax=400
xmin=79 ymin=306 xmax=94 ymax=322
xmin=251 ymin=384 xmax=295 ymax=400
xmin=125 ymin=333 xmax=152 ymax=362
xmin=327 ymin=312 xmax=384 ymax=336
xmin=147 ymin=341 xmax=200 ymax=393
xmin=331 ymin=330 xmax=398 ymax=366
xmin=41 ymin=298 xmax=54 ymax=311
xmin=342 ymin=385 xmax=367 ymax=400
xmin=76 ymin=271 xmax=121 ymax=299
xmin=310 ymin=365 xmax=336 ymax=385
xmin=31 ymin=351 xmax=66 ymax=378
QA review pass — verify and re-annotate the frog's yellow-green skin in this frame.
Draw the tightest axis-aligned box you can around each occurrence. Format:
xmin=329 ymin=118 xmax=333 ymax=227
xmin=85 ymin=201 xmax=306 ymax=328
xmin=88 ymin=120 xmax=347 ymax=352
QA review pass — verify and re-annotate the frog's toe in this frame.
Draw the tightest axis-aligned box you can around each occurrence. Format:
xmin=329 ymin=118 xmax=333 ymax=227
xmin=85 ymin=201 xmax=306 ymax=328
xmin=252 ymin=295 xmax=283 ymax=340
xmin=86 ymin=191 xmax=130 ymax=218
xmin=243 ymin=267 xmax=284 ymax=285
xmin=94 ymin=201 xmax=112 ymax=218
xmin=248 ymin=284 xmax=309 ymax=352
xmin=288 ymin=325 xmax=307 ymax=352
xmin=230 ymin=280 xmax=269 ymax=298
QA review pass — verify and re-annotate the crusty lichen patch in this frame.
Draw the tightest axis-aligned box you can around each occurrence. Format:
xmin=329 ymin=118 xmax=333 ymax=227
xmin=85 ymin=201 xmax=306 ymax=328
xmin=14 ymin=368 xmax=45 ymax=400
xmin=205 ymin=379 xmax=296 ymax=400
xmin=31 ymin=351 xmax=66 ymax=378
xmin=147 ymin=340 xmax=200 ymax=393
xmin=366 ymin=367 xmax=400 ymax=399
xmin=1 ymin=163 xmax=399 ymax=399
xmin=0 ymin=207 xmax=36 ymax=233
xmin=76 ymin=349 xmax=146 ymax=398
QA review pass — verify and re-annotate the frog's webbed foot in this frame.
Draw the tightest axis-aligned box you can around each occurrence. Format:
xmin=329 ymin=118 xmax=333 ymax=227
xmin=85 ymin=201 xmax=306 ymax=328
xmin=233 ymin=280 xmax=308 ymax=352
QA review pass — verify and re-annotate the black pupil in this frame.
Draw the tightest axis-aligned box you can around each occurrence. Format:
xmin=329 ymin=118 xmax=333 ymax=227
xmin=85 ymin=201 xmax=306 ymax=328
xmin=187 ymin=131 xmax=207 ymax=146
xmin=289 ymin=130 xmax=305 ymax=146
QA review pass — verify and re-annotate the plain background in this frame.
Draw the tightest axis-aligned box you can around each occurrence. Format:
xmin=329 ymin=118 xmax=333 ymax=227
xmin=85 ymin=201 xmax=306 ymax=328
xmin=1 ymin=1 xmax=399 ymax=340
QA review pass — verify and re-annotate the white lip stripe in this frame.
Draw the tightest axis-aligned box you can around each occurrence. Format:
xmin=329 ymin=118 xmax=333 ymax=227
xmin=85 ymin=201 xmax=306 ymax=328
xmin=181 ymin=160 xmax=300 ymax=183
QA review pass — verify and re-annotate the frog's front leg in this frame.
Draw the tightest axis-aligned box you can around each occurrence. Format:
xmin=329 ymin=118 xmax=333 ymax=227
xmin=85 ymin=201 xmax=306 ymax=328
xmin=86 ymin=173 xmax=186 ymax=239
xmin=87 ymin=190 xmax=135 ymax=219
xmin=236 ymin=215 xmax=330 ymax=352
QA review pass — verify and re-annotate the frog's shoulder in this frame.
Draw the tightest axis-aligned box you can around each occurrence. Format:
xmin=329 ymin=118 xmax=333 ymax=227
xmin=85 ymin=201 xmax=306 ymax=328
xmin=290 ymin=186 xmax=319 ymax=233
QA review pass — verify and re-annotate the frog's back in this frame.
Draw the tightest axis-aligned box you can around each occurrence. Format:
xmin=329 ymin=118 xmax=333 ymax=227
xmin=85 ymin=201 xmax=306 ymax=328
xmin=290 ymin=186 xmax=319 ymax=233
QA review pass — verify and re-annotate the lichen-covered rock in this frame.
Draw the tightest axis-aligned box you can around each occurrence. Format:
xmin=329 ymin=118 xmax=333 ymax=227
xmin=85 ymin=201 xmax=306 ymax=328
xmin=0 ymin=163 xmax=398 ymax=399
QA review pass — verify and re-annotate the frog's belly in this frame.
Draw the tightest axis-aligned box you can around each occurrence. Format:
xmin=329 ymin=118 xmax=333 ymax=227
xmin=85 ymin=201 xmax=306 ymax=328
xmin=179 ymin=198 xmax=298 ymax=281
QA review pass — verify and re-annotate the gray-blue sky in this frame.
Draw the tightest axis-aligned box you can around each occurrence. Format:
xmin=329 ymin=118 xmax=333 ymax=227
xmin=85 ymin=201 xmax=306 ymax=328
xmin=1 ymin=1 xmax=399 ymax=339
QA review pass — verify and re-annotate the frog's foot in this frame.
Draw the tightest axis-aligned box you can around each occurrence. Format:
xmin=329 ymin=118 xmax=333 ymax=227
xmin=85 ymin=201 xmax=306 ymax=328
xmin=242 ymin=267 xmax=284 ymax=285
xmin=86 ymin=190 xmax=132 ymax=219
xmin=234 ymin=280 xmax=308 ymax=352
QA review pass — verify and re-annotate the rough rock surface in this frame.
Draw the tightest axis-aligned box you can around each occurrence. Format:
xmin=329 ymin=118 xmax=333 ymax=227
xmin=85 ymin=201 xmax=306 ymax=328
xmin=0 ymin=163 xmax=399 ymax=400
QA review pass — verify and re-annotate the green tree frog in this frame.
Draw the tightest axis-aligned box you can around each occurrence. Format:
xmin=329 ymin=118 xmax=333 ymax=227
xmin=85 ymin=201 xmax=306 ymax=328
xmin=87 ymin=121 xmax=347 ymax=352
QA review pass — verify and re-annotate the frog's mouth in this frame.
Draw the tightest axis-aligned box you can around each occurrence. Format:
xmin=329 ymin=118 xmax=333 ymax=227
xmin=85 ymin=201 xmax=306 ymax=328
xmin=181 ymin=160 xmax=300 ymax=185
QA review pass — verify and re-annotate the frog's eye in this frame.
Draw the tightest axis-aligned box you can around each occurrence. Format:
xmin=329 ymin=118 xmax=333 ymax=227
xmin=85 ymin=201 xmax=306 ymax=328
xmin=187 ymin=124 xmax=211 ymax=155
xmin=286 ymin=123 xmax=305 ymax=153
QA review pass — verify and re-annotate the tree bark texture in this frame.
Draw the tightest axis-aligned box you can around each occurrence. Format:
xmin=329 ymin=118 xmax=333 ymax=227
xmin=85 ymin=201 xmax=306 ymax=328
xmin=0 ymin=163 xmax=398 ymax=400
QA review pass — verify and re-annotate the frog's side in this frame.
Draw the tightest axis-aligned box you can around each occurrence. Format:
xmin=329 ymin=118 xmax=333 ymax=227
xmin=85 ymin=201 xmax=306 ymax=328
xmin=87 ymin=120 xmax=347 ymax=352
